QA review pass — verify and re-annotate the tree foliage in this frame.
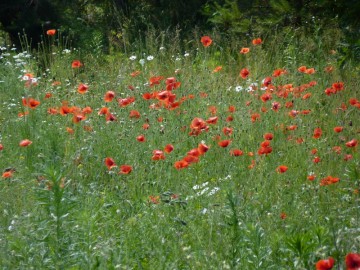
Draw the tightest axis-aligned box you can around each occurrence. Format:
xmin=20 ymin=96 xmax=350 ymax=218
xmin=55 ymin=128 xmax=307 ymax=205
xmin=0 ymin=0 xmax=359 ymax=59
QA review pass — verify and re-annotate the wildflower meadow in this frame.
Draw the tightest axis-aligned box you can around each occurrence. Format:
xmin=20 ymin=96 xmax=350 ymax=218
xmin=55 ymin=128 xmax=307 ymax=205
xmin=0 ymin=28 xmax=359 ymax=269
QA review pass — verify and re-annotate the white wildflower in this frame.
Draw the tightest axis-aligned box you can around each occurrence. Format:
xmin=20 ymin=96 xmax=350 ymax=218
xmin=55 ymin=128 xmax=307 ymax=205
xmin=235 ymin=86 xmax=243 ymax=92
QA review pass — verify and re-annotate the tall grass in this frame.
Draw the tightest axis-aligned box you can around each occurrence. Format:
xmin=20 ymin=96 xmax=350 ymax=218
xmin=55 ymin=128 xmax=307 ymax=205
xmin=0 ymin=26 xmax=359 ymax=269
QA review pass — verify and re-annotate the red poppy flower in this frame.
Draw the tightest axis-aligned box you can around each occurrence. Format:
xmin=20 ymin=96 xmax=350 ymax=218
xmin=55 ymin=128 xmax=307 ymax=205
xmin=119 ymin=165 xmax=132 ymax=174
xmin=46 ymin=29 xmax=56 ymax=36
xmin=104 ymin=157 xmax=116 ymax=170
xmin=174 ymin=160 xmax=189 ymax=170
xmin=258 ymin=144 xmax=272 ymax=155
xmin=316 ymin=257 xmax=335 ymax=270
xmin=190 ymin=117 xmax=209 ymax=135
xmin=345 ymin=253 xmax=360 ymax=270
xmin=260 ymin=140 xmax=270 ymax=148
xmin=263 ymin=133 xmax=273 ymax=140
xmin=198 ymin=143 xmax=210 ymax=154
xmin=280 ymin=212 xmax=287 ymax=219
xmin=228 ymin=105 xmax=236 ymax=113
xmin=304 ymin=68 xmax=315 ymax=74
xmin=105 ymin=113 xmax=117 ymax=122
xmin=29 ymin=98 xmax=41 ymax=109
xmin=73 ymin=113 xmax=86 ymax=123
xmin=320 ymin=176 xmax=340 ymax=186
xmin=229 ymin=149 xmax=243 ymax=156
xmin=272 ymin=68 xmax=287 ymax=77
xmin=183 ymin=155 xmax=199 ymax=164
xmin=313 ymin=156 xmax=321 ymax=163
xmin=0 ymin=144 xmax=3 ymax=151
xmin=71 ymin=60 xmax=82 ymax=68
xmin=66 ymin=127 xmax=74 ymax=134
xmin=218 ymin=140 xmax=231 ymax=148
xmin=98 ymin=107 xmax=109 ymax=115
xmin=284 ymin=101 xmax=293 ymax=108
xmin=226 ymin=115 xmax=234 ymax=122
xmin=64 ymin=127 xmax=75 ymax=135
xmin=19 ymin=139 xmax=32 ymax=147
xmin=201 ymin=36 xmax=212 ymax=47
xmin=222 ymin=127 xmax=233 ymax=136
xmin=298 ymin=65 xmax=307 ymax=73
xmin=349 ymin=98 xmax=359 ymax=106
xmin=260 ymin=93 xmax=272 ymax=103
xmin=212 ymin=66 xmax=222 ymax=73
xmin=208 ymin=105 xmax=217 ymax=115
xmin=152 ymin=150 xmax=165 ymax=160
xmin=143 ymin=123 xmax=150 ymax=130
xmin=240 ymin=47 xmax=250 ymax=54
xmin=187 ymin=148 xmax=200 ymax=157
xmin=104 ymin=91 xmax=115 ymax=102
xmin=276 ymin=165 xmax=288 ymax=173
xmin=206 ymin=116 xmax=218 ymax=124
xmin=149 ymin=195 xmax=160 ymax=204
xmin=272 ymin=102 xmax=281 ymax=112
xmin=130 ymin=70 xmax=141 ymax=77
xmin=118 ymin=97 xmax=135 ymax=107
xmin=333 ymin=146 xmax=342 ymax=154
xmin=2 ymin=170 xmax=13 ymax=178
xmin=142 ymin=92 xmax=152 ymax=100
xmin=287 ymin=125 xmax=297 ymax=131
xmin=307 ymin=175 xmax=316 ymax=181
xmin=59 ymin=102 xmax=73 ymax=115
xmin=22 ymin=97 xmax=40 ymax=109
xmin=333 ymin=126 xmax=343 ymax=133
xmin=262 ymin=76 xmax=272 ymax=86
xmin=77 ymin=83 xmax=89 ymax=94
xmin=324 ymin=65 xmax=334 ymax=73
xmin=164 ymin=144 xmax=174 ymax=153
xmin=251 ymin=113 xmax=260 ymax=123
xmin=332 ymin=82 xmax=344 ymax=92
xmin=129 ymin=110 xmax=141 ymax=119
xmin=313 ymin=128 xmax=323 ymax=139
xmin=240 ymin=68 xmax=250 ymax=79
xmin=346 ymin=139 xmax=358 ymax=148
xmin=165 ymin=77 xmax=181 ymax=90
xmin=136 ymin=135 xmax=146 ymax=142
xmin=288 ymin=110 xmax=299 ymax=118
xmin=248 ymin=159 xmax=256 ymax=169
xmin=252 ymin=38 xmax=262 ymax=45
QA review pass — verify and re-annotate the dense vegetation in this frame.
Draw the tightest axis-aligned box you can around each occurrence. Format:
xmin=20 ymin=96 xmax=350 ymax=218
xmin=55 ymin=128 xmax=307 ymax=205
xmin=0 ymin=1 xmax=359 ymax=269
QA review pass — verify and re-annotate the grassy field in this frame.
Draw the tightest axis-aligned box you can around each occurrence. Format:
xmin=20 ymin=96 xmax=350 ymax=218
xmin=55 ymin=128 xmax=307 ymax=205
xmin=0 ymin=29 xmax=359 ymax=269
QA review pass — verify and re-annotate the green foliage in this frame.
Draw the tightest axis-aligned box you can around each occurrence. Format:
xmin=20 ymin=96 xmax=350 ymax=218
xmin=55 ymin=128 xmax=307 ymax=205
xmin=0 ymin=22 xmax=359 ymax=269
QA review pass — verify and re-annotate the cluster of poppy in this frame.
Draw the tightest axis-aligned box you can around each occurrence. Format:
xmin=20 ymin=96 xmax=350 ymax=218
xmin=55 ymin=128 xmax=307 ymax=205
xmin=258 ymin=133 xmax=273 ymax=155
xmin=104 ymin=157 xmax=132 ymax=175
xmin=140 ymin=76 xmax=185 ymax=110
xmin=174 ymin=143 xmax=209 ymax=170
xmin=201 ymin=36 xmax=262 ymax=50
xmin=325 ymin=82 xmax=345 ymax=96
xmin=316 ymin=253 xmax=360 ymax=270
xmin=47 ymin=101 xmax=93 ymax=124
xmin=22 ymin=97 xmax=40 ymax=109
xmin=2 ymin=34 xmax=357 ymax=190
xmin=298 ymin=65 xmax=316 ymax=74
